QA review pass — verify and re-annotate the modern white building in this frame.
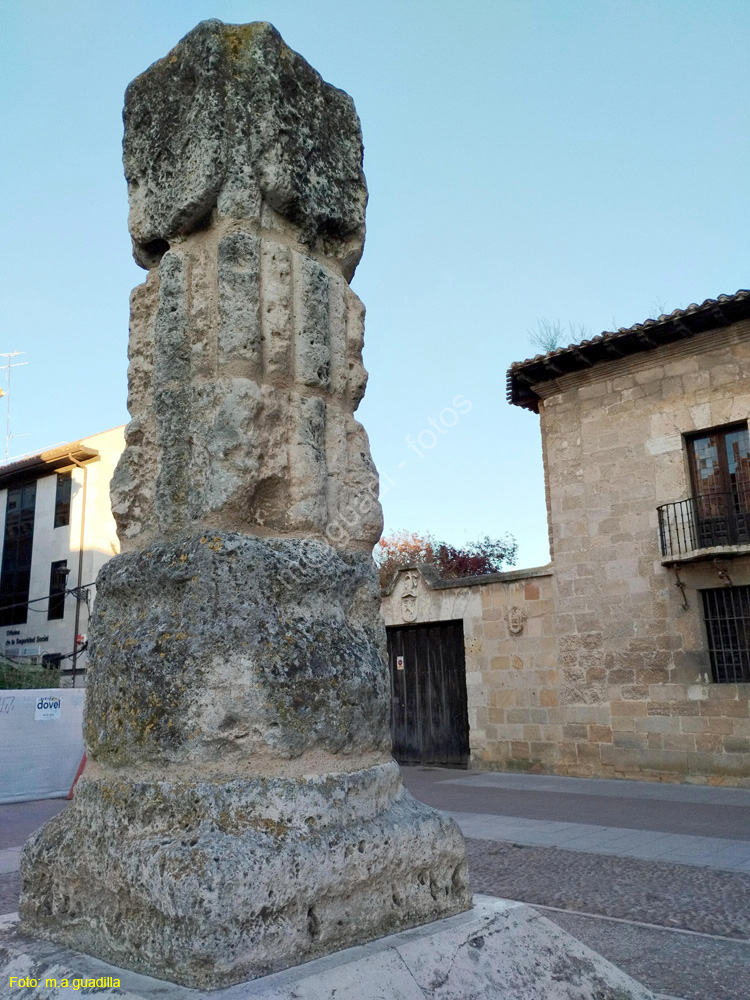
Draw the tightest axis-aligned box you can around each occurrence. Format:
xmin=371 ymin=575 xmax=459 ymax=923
xmin=0 ymin=426 xmax=125 ymax=685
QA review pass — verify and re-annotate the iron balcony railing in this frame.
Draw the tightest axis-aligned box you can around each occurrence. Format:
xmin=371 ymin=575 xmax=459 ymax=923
xmin=658 ymin=491 xmax=750 ymax=560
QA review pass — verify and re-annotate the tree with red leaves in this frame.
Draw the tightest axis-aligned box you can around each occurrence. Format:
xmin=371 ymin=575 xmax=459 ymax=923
xmin=375 ymin=530 xmax=517 ymax=589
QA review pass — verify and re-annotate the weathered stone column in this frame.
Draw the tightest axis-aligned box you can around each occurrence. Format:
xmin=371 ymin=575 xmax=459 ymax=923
xmin=20 ymin=20 xmax=470 ymax=989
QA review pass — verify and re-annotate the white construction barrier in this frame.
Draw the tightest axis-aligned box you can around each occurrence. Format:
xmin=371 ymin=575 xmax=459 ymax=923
xmin=0 ymin=688 xmax=85 ymax=804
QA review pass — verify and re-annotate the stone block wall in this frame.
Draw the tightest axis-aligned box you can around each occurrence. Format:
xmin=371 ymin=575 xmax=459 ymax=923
xmin=381 ymin=566 xmax=556 ymax=769
xmin=535 ymin=320 xmax=750 ymax=784
xmin=381 ymin=320 xmax=750 ymax=785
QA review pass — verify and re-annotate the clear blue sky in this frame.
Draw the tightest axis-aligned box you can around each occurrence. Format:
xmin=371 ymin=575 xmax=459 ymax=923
xmin=2 ymin=0 xmax=749 ymax=568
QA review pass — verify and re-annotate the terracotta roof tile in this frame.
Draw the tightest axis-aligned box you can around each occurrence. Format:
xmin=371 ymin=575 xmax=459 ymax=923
xmin=507 ymin=289 xmax=750 ymax=411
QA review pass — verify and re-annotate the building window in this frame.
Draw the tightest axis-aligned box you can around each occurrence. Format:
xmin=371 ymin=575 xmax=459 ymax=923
xmin=0 ymin=482 xmax=36 ymax=626
xmin=701 ymin=586 xmax=750 ymax=683
xmin=48 ymin=560 xmax=68 ymax=620
xmin=54 ymin=472 xmax=72 ymax=528
xmin=686 ymin=424 xmax=750 ymax=548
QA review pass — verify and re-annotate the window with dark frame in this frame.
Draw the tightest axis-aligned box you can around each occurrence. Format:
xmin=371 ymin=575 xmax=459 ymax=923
xmin=48 ymin=559 xmax=68 ymax=621
xmin=0 ymin=482 xmax=36 ymax=626
xmin=701 ymin=586 xmax=750 ymax=684
xmin=686 ymin=423 xmax=750 ymax=548
xmin=54 ymin=472 xmax=72 ymax=528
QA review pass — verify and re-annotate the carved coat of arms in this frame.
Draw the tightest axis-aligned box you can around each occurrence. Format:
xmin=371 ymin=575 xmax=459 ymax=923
xmin=401 ymin=570 xmax=419 ymax=622
xmin=504 ymin=605 xmax=527 ymax=635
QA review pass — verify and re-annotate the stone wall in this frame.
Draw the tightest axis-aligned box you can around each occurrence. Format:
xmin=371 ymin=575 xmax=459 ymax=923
xmin=381 ymin=566 xmax=555 ymax=769
xmin=382 ymin=319 xmax=750 ymax=785
xmin=537 ymin=319 xmax=750 ymax=785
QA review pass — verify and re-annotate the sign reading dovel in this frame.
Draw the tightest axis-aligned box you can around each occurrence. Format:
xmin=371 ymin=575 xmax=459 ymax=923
xmin=34 ymin=696 xmax=61 ymax=722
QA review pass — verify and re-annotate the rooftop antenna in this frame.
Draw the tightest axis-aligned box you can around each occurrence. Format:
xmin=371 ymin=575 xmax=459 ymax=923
xmin=0 ymin=351 xmax=28 ymax=459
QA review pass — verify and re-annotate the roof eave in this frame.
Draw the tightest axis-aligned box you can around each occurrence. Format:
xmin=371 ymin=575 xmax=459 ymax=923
xmin=506 ymin=290 xmax=750 ymax=410
xmin=0 ymin=444 xmax=100 ymax=490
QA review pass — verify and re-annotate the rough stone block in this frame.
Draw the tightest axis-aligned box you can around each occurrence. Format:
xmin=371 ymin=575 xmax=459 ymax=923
xmin=707 ymin=716 xmax=736 ymax=735
xmin=576 ymin=742 xmax=602 ymax=762
xmin=636 ymin=715 xmax=681 ymax=734
xmin=679 ymin=717 xmax=710 ymax=734
xmin=700 ymin=699 xmax=749 ymax=718
xmin=687 ymin=751 xmax=750 ymax=777
xmin=21 ymin=762 xmax=467 ymax=988
xmin=20 ymin=19 xmax=469 ymax=989
xmin=562 ymin=724 xmax=587 ymax=741
xmin=123 ymin=21 xmax=366 ymax=276
xmin=611 ymin=701 xmax=648 ymax=717
xmin=636 ymin=750 xmax=689 ymax=774
xmin=695 ymin=735 xmax=724 ymax=752
xmin=662 ymin=733 xmax=696 ymax=752
xmin=648 ymin=684 xmax=687 ymax=703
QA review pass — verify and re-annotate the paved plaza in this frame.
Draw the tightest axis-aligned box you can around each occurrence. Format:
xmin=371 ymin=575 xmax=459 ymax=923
xmin=402 ymin=767 xmax=750 ymax=1000
xmin=404 ymin=769 xmax=750 ymax=871
xmin=3 ymin=769 xmax=750 ymax=1000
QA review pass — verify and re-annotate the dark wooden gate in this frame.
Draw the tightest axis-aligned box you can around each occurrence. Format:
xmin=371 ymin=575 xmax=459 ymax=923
xmin=387 ymin=620 xmax=469 ymax=767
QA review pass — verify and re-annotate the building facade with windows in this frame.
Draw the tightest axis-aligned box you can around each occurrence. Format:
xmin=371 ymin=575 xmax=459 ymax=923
xmin=0 ymin=426 xmax=125 ymax=685
xmin=382 ymin=291 xmax=750 ymax=784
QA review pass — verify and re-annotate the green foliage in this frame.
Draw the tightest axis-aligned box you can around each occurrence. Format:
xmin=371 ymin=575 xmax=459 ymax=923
xmin=0 ymin=656 xmax=60 ymax=690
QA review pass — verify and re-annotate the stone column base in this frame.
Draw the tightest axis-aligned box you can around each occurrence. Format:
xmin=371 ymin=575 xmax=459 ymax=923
xmin=19 ymin=762 xmax=470 ymax=988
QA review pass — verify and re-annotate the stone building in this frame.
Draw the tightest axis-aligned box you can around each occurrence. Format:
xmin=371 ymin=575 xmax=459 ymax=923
xmin=382 ymin=290 xmax=750 ymax=785
xmin=0 ymin=426 xmax=124 ymax=685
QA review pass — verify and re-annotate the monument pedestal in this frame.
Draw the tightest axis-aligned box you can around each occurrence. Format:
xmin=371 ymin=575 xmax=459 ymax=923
xmin=1 ymin=896 xmax=654 ymax=999
xmin=20 ymin=760 xmax=467 ymax=988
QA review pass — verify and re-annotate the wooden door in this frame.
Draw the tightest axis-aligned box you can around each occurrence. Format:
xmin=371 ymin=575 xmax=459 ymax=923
xmin=387 ymin=620 xmax=469 ymax=767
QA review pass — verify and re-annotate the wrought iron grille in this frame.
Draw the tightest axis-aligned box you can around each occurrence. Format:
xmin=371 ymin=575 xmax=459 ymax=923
xmin=701 ymin=587 xmax=750 ymax=684
xmin=657 ymin=491 xmax=750 ymax=559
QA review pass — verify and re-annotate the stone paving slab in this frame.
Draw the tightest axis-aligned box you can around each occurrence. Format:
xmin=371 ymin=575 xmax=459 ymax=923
xmin=465 ymin=839 xmax=750 ymax=939
xmin=401 ymin=767 xmax=750 ymax=840
xmin=0 ymin=800 xmax=65 ymax=851
xmin=449 ymin=811 xmax=750 ymax=870
xmin=0 ymin=874 xmax=19 ymax=917
xmin=0 ymin=850 xmax=21 ymax=877
xmin=0 ymin=897 xmax=655 ymax=1000
xmin=543 ymin=909 xmax=750 ymax=1000
xmin=440 ymin=771 xmax=750 ymax=805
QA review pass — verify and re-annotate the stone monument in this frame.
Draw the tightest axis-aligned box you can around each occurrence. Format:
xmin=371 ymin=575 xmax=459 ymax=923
xmin=19 ymin=20 xmax=470 ymax=988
